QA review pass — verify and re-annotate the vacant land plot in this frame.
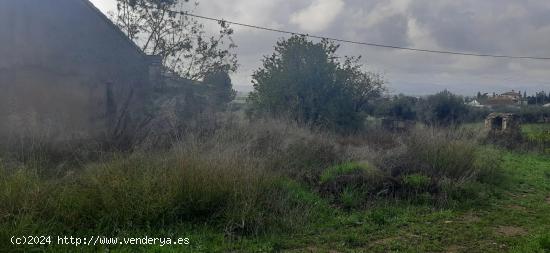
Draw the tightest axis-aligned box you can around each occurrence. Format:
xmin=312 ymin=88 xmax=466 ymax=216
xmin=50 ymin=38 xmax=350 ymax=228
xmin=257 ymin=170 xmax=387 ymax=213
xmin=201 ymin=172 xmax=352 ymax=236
xmin=2 ymin=124 xmax=549 ymax=252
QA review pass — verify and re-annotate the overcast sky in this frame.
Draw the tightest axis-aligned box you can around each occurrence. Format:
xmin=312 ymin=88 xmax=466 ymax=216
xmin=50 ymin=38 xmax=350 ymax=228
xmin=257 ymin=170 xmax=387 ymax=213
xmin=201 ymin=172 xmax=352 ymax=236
xmin=90 ymin=0 xmax=550 ymax=95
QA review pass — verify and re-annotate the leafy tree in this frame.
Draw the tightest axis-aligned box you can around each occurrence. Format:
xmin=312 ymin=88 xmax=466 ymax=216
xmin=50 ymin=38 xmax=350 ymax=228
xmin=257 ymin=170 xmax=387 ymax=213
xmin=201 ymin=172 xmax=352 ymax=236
xmin=248 ymin=35 xmax=384 ymax=131
xmin=113 ymin=0 xmax=238 ymax=140
xmin=376 ymin=94 xmax=418 ymax=121
xmin=114 ymin=0 xmax=238 ymax=81
xmin=203 ymin=71 xmax=236 ymax=109
xmin=418 ymin=90 xmax=468 ymax=126
xmin=338 ymin=58 xmax=385 ymax=114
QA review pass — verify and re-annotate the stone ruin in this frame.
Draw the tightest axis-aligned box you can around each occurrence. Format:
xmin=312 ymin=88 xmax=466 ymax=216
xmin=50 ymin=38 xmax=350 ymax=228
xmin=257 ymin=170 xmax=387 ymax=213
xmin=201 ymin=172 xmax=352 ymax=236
xmin=485 ymin=113 xmax=521 ymax=135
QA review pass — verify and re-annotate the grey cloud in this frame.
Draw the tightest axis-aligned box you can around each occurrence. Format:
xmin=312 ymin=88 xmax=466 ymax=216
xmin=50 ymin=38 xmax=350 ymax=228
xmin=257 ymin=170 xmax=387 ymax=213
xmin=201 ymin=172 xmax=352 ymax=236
xmin=90 ymin=0 xmax=550 ymax=95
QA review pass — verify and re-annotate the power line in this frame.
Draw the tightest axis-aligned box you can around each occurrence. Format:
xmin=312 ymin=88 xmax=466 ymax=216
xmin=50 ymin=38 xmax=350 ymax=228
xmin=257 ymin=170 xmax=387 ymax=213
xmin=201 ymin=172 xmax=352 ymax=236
xmin=165 ymin=10 xmax=550 ymax=61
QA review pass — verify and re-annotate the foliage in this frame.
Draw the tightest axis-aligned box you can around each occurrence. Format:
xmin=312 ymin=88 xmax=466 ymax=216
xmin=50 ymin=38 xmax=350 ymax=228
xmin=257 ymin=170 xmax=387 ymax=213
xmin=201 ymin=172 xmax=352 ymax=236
xmin=526 ymin=90 xmax=550 ymax=105
xmin=539 ymin=234 xmax=550 ymax=251
xmin=248 ymin=35 xmax=384 ymax=132
xmin=374 ymin=94 xmax=418 ymax=121
xmin=319 ymin=162 xmax=388 ymax=208
xmin=5 ymin=115 xmax=550 ymax=252
xmin=523 ymin=124 xmax=550 ymax=143
xmin=339 ymin=187 xmax=363 ymax=210
xmin=521 ymin=123 xmax=550 ymax=153
xmin=113 ymin=0 xmax=240 ymax=146
xmin=516 ymin=106 xmax=550 ymax=123
xmin=203 ymin=71 xmax=237 ymax=109
xmin=320 ymin=162 xmax=371 ymax=184
xmin=114 ymin=0 xmax=238 ymax=81
xmin=461 ymin=106 xmax=492 ymax=123
xmin=373 ymin=92 xmax=487 ymax=125
xmin=402 ymin=173 xmax=431 ymax=191
xmin=0 ymin=129 xmax=329 ymax=245
xmin=417 ymin=90 xmax=469 ymax=126
xmin=374 ymin=127 xmax=503 ymax=203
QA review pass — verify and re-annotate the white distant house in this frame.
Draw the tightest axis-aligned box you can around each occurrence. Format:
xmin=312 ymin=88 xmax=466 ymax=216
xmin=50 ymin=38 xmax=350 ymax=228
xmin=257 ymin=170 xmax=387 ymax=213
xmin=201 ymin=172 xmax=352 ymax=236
xmin=467 ymin=99 xmax=485 ymax=108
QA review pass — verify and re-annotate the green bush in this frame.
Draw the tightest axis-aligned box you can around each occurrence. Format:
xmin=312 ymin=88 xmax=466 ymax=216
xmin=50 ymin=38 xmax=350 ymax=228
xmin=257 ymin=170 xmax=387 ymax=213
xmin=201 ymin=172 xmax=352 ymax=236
xmin=319 ymin=162 xmax=390 ymax=207
xmin=0 ymin=148 xmax=325 ymax=240
xmin=0 ymin=117 xmax=350 ymax=243
xmin=368 ymin=207 xmax=399 ymax=226
xmin=0 ymin=114 xmax=512 ymax=250
xmin=339 ymin=187 xmax=363 ymax=210
xmin=375 ymin=128 xmax=503 ymax=202
xmin=320 ymin=162 xmax=371 ymax=184
xmin=417 ymin=90 xmax=469 ymax=127
xmin=522 ymin=124 xmax=550 ymax=152
xmin=277 ymin=138 xmax=342 ymax=184
xmin=248 ymin=35 xmax=384 ymax=132
xmin=397 ymin=128 xmax=501 ymax=181
xmin=176 ymin=117 xmax=344 ymax=184
xmin=402 ymin=174 xmax=431 ymax=191
xmin=539 ymin=234 xmax=550 ymax=251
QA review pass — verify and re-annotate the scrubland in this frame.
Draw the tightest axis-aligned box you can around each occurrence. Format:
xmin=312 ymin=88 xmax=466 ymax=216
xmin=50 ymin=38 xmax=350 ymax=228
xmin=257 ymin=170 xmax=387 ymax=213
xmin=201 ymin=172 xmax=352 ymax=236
xmin=1 ymin=114 xmax=549 ymax=252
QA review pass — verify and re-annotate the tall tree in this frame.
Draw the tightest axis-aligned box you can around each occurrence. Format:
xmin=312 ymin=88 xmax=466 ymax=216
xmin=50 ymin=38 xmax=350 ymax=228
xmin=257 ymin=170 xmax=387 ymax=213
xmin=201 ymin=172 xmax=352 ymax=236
xmin=203 ymin=71 xmax=236 ymax=109
xmin=114 ymin=0 xmax=238 ymax=81
xmin=378 ymin=94 xmax=418 ymax=121
xmin=418 ymin=90 xmax=469 ymax=127
xmin=248 ymin=35 xmax=384 ymax=131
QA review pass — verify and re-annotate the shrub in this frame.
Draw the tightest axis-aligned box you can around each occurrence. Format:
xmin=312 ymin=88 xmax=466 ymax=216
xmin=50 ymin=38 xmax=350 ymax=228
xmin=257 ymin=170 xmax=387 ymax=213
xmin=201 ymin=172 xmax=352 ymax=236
xmin=0 ymin=117 xmax=346 ymax=240
xmin=0 ymin=169 xmax=42 ymax=222
xmin=539 ymin=234 xmax=550 ymax=251
xmin=339 ymin=187 xmax=363 ymax=210
xmin=522 ymin=124 xmax=550 ymax=152
xmin=368 ymin=207 xmax=399 ymax=226
xmin=373 ymin=94 xmax=418 ymax=121
xmin=319 ymin=162 xmax=392 ymax=207
xmin=0 ymin=136 xmax=109 ymax=178
xmin=248 ymin=35 xmax=384 ymax=132
xmin=177 ymin=116 xmax=345 ymax=184
xmin=0 ymin=154 xmax=287 ymax=239
xmin=402 ymin=174 xmax=431 ymax=192
xmin=276 ymin=138 xmax=341 ymax=183
xmin=374 ymin=127 xmax=503 ymax=202
xmin=320 ymin=162 xmax=369 ymax=184
xmin=391 ymin=128 xmax=500 ymax=180
xmin=417 ymin=90 xmax=469 ymax=127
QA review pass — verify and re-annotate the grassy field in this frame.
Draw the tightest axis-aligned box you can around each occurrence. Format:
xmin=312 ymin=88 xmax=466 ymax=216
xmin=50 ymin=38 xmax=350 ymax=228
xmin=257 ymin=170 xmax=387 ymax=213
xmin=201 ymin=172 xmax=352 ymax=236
xmin=267 ymin=152 xmax=550 ymax=253
xmin=523 ymin=124 xmax=550 ymax=141
xmin=2 ymin=120 xmax=550 ymax=252
xmin=143 ymin=153 xmax=550 ymax=253
xmin=5 ymin=151 xmax=546 ymax=252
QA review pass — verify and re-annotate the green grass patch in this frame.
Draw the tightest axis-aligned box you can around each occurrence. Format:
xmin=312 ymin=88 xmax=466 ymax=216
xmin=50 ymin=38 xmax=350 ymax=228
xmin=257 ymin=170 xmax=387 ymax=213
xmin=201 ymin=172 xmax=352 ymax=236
xmin=319 ymin=162 xmax=372 ymax=184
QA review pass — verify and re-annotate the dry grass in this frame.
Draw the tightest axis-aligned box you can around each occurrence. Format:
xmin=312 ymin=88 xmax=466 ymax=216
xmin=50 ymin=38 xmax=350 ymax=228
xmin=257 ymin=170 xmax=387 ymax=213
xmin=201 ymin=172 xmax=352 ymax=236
xmin=0 ymin=114 xmax=506 ymax=249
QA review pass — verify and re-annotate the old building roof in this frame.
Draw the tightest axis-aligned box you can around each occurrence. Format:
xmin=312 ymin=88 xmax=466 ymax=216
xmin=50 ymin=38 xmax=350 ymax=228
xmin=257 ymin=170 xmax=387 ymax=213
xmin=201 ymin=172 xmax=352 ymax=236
xmin=486 ymin=112 xmax=518 ymax=119
xmin=501 ymin=91 xmax=521 ymax=96
xmin=78 ymin=0 xmax=146 ymax=57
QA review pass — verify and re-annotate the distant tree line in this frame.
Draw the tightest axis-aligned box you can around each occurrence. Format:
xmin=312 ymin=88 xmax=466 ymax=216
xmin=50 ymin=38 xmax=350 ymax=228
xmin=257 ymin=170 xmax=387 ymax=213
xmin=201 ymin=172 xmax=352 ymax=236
xmin=525 ymin=91 xmax=550 ymax=105
xmin=475 ymin=90 xmax=550 ymax=105
xmin=373 ymin=90 xmax=474 ymax=127
xmin=374 ymin=91 xmax=550 ymax=126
